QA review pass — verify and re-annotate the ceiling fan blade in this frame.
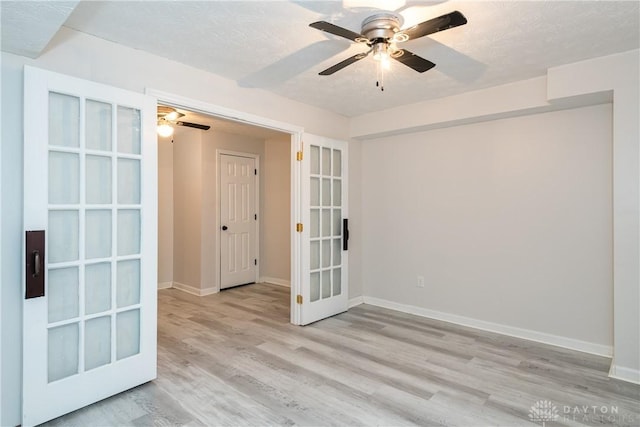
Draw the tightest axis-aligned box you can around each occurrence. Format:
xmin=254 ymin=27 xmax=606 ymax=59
xmin=392 ymin=49 xmax=436 ymax=73
xmin=310 ymin=21 xmax=365 ymax=42
xmin=175 ymin=121 xmax=211 ymax=130
xmin=319 ymin=52 xmax=370 ymax=75
xmin=157 ymin=106 xmax=185 ymax=120
xmin=400 ymin=11 xmax=467 ymax=41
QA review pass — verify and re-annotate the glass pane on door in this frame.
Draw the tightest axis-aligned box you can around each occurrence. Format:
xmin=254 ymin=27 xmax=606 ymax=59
xmin=49 ymin=92 xmax=79 ymax=148
xmin=45 ymin=92 xmax=144 ymax=383
xmin=117 ymin=259 xmax=141 ymax=308
xmin=116 ymin=309 xmax=140 ymax=360
xmin=48 ymin=210 xmax=79 ymax=263
xmin=48 ymin=323 xmax=79 ymax=382
xmin=86 ymin=100 xmax=112 ymax=151
xmin=49 ymin=151 xmax=79 ymax=204
xmin=309 ymin=144 xmax=344 ymax=301
xmin=85 ymin=316 xmax=111 ymax=371
xmin=85 ymin=263 xmax=112 ymax=315
xmin=47 ymin=267 xmax=79 ymax=323
xmin=86 ymin=155 xmax=112 ymax=204
xmin=117 ymin=106 xmax=141 ymax=154
xmin=85 ymin=210 xmax=112 ymax=259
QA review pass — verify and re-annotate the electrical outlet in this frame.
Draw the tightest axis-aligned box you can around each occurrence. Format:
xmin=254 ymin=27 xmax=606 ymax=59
xmin=417 ymin=276 xmax=425 ymax=288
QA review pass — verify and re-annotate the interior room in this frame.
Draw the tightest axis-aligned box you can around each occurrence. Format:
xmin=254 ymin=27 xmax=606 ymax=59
xmin=157 ymin=109 xmax=292 ymax=296
xmin=1 ymin=1 xmax=638 ymax=426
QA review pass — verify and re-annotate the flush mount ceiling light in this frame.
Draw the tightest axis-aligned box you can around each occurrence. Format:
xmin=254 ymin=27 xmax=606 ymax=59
xmin=310 ymin=10 xmax=467 ymax=91
xmin=156 ymin=106 xmax=211 ymax=137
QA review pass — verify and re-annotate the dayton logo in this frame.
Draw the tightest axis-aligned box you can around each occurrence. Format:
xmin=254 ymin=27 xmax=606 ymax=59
xmin=529 ymin=400 xmax=559 ymax=426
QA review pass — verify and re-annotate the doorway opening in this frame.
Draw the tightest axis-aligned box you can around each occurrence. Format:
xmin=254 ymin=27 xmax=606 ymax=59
xmin=156 ymin=105 xmax=295 ymax=317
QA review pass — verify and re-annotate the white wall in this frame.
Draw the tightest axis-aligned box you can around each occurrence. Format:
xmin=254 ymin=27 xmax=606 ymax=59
xmin=362 ymin=104 xmax=613 ymax=350
xmin=547 ymin=51 xmax=639 ymax=381
xmin=347 ymin=139 xmax=363 ymax=300
xmin=160 ymin=128 xmax=294 ymax=293
xmin=157 ymin=136 xmax=174 ymax=286
xmin=261 ymin=136 xmax=292 ymax=285
xmin=44 ymin=28 xmax=351 ymax=139
xmin=353 ymin=49 xmax=639 ymax=382
xmin=1 ymin=53 xmax=24 ymax=425
xmin=172 ymin=127 xmax=204 ymax=290
xmin=0 ymin=27 xmax=351 ymax=425
xmin=169 ymin=127 xmax=267 ymax=293
xmin=0 ymin=43 xmax=3 ymax=423
xmin=158 ymin=127 xmax=291 ymax=294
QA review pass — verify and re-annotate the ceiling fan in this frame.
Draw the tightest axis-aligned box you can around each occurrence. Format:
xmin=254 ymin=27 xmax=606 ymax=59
xmin=157 ymin=106 xmax=210 ymax=137
xmin=309 ymin=10 xmax=467 ymax=90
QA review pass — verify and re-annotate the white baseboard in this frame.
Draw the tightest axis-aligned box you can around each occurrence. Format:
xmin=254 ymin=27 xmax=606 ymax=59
xmin=260 ymin=276 xmax=290 ymax=288
xmin=199 ymin=286 xmax=218 ymax=296
xmin=362 ymin=296 xmax=613 ymax=358
xmin=348 ymin=296 xmax=364 ymax=308
xmin=172 ymin=281 xmax=218 ymax=296
xmin=157 ymin=281 xmax=173 ymax=290
xmin=609 ymin=363 xmax=640 ymax=384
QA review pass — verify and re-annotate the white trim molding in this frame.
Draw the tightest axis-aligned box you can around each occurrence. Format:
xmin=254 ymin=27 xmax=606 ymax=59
xmin=172 ymin=282 xmax=218 ymax=297
xmin=363 ymin=296 xmax=613 ymax=357
xmin=261 ymin=277 xmax=290 ymax=288
xmin=348 ymin=296 xmax=364 ymax=308
xmin=157 ymin=282 xmax=173 ymax=290
xmin=145 ymin=89 xmax=304 ymax=136
xmin=609 ymin=363 xmax=640 ymax=385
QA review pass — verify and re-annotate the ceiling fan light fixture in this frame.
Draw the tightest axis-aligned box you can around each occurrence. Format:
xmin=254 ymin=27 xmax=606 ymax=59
xmin=381 ymin=55 xmax=391 ymax=70
xmin=392 ymin=32 xmax=409 ymax=43
xmin=164 ymin=111 xmax=182 ymax=121
xmin=372 ymin=42 xmax=389 ymax=61
xmin=372 ymin=42 xmax=392 ymax=90
xmin=157 ymin=121 xmax=174 ymax=138
xmin=157 ymin=106 xmax=185 ymax=121
xmin=310 ymin=9 xmax=467 ymax=90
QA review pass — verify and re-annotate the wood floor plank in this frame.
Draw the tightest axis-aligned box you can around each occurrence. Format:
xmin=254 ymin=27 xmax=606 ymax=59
xmin=42 ymin=283 xmax=640 ymax=427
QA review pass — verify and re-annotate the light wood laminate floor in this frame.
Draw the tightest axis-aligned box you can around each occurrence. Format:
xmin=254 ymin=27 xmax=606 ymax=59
xmin=45 ymin=283 xmax=639 ymax=426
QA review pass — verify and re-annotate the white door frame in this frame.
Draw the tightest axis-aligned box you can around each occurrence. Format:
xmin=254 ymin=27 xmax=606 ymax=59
xmin=146 ymin=89 xmax=305 ymax=325
xmin=216 ymin=150 xmax=260 ymax=290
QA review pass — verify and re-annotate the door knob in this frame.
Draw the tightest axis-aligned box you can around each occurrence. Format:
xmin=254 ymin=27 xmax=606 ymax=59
xmin=222 ymin=225 xmax=228 ymax=231
xmin=25 ymin=230 xmax=45 ymax=299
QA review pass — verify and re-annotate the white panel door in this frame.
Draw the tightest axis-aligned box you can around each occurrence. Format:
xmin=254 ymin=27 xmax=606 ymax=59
xmin=220 ymin=154 xmax=257 ymax=289
xmin=300 ymin=134 xmax=348 ymax=325
xmin=22 ymin=66 xmax=157 ymax=426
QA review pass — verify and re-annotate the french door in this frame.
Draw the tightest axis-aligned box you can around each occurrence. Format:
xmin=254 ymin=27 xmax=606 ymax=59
xmin=299 ymin=134 xmax=348 ymax=325
xmin=23 ymin=66 xmax=157 ymax=426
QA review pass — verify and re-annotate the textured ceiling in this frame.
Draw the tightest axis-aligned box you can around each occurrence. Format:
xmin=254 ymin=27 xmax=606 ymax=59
xmin=3 ymin=1 xmax=639 ymax=117
xmin=0 ymin=1 xmax=79 ymax=58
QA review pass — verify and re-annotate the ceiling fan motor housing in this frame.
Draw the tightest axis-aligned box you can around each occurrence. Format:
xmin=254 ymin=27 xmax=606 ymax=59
xmin=310 ymin=9 xmax=467 ymax=76
xmin=360 ymin=12 xmax=403 ymax=41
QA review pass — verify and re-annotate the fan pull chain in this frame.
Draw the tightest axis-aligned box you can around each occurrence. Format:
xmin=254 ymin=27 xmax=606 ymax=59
xmin=376 ymin=61 xmax=384 ymax=91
